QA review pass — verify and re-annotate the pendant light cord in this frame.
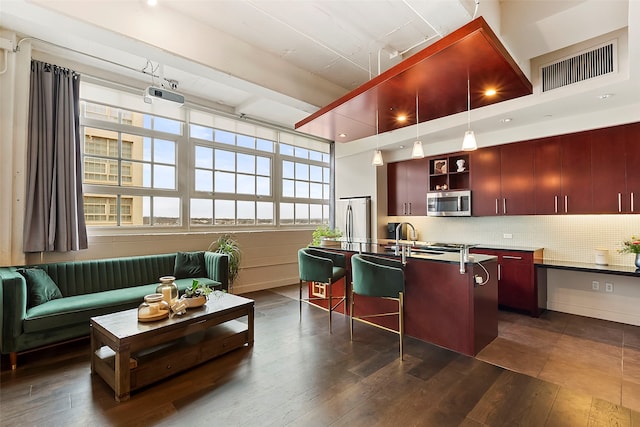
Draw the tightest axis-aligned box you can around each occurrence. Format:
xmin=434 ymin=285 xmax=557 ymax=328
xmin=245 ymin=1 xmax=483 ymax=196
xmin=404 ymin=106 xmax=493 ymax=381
xmin=416 ymin=91 xmax=419 ymax=138
xmin=467 ymin=78 xmax=471 ymax=130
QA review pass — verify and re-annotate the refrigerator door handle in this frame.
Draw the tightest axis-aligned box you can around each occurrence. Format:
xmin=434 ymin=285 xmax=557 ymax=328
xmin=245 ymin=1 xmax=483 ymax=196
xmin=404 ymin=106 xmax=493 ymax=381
xmin=345 ymin=204 xmax=353 ymax=242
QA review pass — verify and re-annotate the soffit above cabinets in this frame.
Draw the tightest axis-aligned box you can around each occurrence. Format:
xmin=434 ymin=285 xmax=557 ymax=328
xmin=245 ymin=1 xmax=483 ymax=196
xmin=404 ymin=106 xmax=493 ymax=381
xmin=295 ymin=17 xmax=533 ymax=143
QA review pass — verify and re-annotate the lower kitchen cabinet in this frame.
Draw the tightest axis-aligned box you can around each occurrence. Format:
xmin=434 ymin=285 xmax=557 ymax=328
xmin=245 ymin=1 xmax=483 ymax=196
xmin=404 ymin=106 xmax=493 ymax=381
xmin=471 ymin=247 xmax=544 ymax=316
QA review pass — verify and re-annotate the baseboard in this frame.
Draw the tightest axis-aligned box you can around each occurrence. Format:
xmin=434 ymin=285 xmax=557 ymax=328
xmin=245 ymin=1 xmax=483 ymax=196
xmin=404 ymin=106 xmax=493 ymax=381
xmin=233 ymin=276 xmax=298 ymax=294
xmin=546 ymin=301 xmax=640 ymax=326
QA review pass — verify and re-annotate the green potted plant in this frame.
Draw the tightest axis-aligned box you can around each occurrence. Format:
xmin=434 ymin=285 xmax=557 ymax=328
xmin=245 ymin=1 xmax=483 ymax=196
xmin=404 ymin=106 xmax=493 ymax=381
xmin=180 ymin=279 xmax=213 ymax=308
xmin=310 ymin=225 xmax=343 ymax=247
xmin=208 ymin=234 xmax=241 ymax=291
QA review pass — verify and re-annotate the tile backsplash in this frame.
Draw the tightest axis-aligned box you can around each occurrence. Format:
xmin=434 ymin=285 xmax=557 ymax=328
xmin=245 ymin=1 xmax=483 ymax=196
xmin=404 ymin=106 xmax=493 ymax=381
xmin=383 ymin=214 xmax=639 ymax=266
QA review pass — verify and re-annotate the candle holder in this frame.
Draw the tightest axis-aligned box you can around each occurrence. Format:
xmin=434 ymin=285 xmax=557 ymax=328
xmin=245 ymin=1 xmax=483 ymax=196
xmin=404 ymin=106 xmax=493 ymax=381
xmin=156 ymin=276 xmax=178 ymax=305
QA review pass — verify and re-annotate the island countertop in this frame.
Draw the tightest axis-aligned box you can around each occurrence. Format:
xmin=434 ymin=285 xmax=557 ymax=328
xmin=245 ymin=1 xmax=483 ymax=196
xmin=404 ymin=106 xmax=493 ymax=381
xmin=309 ymin=241 xmax=499 ymax=356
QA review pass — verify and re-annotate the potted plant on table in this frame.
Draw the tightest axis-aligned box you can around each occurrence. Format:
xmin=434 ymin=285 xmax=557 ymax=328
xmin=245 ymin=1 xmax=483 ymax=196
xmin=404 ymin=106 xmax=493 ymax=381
xmin=180 ymin=279 xmax=214 ymax=308
xmin=208 ymin=234 xmax=242 ymax=293
xmin=310 ymin=225 xmax=343 ymax=247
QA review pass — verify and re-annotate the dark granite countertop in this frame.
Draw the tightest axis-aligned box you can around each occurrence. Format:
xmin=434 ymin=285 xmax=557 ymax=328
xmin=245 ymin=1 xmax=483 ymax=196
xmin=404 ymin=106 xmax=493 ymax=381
xmin=317 ymin=241 xmax=497 ymax=265
xmin=535 ymin=259 xmax=640 ymax=277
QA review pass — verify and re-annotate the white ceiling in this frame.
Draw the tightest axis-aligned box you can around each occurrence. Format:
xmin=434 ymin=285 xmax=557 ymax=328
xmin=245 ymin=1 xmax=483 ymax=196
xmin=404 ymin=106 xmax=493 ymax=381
xmin=1 ymin=0 xmax=639 ymax=155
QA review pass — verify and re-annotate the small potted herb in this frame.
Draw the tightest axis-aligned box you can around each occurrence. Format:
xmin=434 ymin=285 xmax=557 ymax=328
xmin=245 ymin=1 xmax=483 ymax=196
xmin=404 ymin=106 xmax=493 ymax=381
xmin=310 ymin=225 xmax=343 ymax=247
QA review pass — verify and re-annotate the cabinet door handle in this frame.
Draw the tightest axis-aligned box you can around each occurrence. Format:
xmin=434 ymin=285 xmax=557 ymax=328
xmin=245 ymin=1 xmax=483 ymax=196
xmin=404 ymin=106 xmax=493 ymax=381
xmin=403 ymin=203 xmax=407 ymax=215
xmin=554 ymin=196 xmax=558 ymax=213
xmin=618 ymin=193 xmax=622 ymax=212
xmin=564 ymin=195 xmax=568 ymax=213
xmin=408 ymin=202 xmax=412 ymax=215
xmin=503 ymin=198 xmax=507 ymax=215
xmin=632 ymin=192 xmax=635 ymax=212
xmin=498 ymin=264 xmax=501 ymax=281
xmin=495 ymin=199 xmax=499 ymax=215
xmin=503 ymin=255 xmax=522 ymax=260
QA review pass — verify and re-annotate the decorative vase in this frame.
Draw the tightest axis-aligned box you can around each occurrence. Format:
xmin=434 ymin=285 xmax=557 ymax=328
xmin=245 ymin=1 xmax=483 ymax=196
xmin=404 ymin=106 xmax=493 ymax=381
xmin=156 ymin=276 xmax=178 ymax=305
xmin=635 ymin=253 xmax=640 ymax=270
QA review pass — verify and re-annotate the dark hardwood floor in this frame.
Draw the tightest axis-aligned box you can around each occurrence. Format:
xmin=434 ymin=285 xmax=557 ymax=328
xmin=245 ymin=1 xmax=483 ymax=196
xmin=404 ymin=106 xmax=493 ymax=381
xmin=2 ymin=287 xmax=640 ymax=426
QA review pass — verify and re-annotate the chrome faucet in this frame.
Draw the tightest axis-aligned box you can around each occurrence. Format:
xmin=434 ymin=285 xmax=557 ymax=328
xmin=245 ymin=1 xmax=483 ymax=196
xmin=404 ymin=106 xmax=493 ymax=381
xmin=395 ymin=222 xmax=417 ymax=256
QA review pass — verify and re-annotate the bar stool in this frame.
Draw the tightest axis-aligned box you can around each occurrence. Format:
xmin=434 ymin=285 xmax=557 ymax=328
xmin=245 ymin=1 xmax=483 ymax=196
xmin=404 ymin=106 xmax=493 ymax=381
xmin=297 ymin=248 xmax=347 ymax=332
xmin=350 ymin=254 xmax=405 ymax=360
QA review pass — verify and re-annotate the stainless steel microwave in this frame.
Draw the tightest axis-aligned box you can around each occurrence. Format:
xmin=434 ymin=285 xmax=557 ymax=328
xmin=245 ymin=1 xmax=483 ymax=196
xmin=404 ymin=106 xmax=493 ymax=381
xmin=427 ymin=190 xmax=471 ymax=217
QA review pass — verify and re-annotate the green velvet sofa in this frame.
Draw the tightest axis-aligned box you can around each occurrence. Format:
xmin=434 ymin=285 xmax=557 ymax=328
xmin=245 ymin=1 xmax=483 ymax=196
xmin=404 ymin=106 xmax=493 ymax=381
xmin=0 ymin=251 xmax=228 ymax=369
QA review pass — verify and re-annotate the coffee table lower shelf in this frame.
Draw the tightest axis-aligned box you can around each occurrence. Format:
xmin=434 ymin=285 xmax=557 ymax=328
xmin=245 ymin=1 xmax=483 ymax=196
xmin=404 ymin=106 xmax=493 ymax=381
xmin=93 ymin=320 xmax=249 ymax=396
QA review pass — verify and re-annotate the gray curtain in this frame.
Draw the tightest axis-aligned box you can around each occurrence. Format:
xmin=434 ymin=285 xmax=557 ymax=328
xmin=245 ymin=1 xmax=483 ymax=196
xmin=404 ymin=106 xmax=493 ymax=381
xmin=23 ymin=60 xmax=88 ymax=252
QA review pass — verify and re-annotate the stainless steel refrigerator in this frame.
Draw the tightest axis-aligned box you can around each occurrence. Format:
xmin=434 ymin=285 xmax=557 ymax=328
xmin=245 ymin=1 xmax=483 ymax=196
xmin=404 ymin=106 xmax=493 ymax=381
xmin=336 ymin=196 xmax=371 ymax=242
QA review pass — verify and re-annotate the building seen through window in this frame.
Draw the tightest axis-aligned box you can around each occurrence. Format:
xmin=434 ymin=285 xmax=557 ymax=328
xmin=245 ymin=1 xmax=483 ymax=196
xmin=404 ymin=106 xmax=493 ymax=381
xmin=80 ymin=82 xmax=331 ymax=229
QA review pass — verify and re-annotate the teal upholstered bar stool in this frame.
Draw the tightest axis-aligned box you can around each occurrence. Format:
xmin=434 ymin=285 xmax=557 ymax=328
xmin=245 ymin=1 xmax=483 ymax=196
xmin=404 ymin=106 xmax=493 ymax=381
xmin=350 ymin=254 xmax=405 ymax=360
xmin=298 ymin=248 xmax=347 ymax=333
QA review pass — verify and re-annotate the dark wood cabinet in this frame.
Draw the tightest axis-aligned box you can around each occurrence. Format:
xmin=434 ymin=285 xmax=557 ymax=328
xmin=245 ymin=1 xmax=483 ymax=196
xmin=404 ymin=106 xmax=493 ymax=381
xmin=470 ymin=147 xmax=500 ymax=215
xmin=470 ymin=143 xmax=534 ymax=216
xmin=428 ymin=153 xmax=470 ymax=192
xmin=591 ymin=126 xmax=626 ymax=213
xmin=387 ymin=158 xmax=429 ymax=216
xmin=534 ymin=136 xmax=562 ymax=214
xmin=626 ymin=123 xmax=640 ymax=213
xmin=560 ymin=135 xmax=592 ymax=213
xmin=534 ymin=134 xmax=592 ymax=214
xmin=471 ymin=248 xmax=544 ymax=316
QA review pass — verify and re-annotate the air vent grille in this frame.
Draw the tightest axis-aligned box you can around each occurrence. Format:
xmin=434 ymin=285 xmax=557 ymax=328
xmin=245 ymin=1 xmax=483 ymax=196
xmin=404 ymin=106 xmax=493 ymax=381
xmin=541 ymin=42 xmax=615 ymax=92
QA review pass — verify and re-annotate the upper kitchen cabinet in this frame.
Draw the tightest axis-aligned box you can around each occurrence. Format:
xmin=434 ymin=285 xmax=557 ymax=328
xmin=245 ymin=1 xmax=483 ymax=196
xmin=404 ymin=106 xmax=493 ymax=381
xmin=534 ymin=134 xmax=592 ymax=214
xmin=470 ymin=143 xmax=534 ymax=216
xmin=470 ymin=147 xmax=500 ymax=216
xmin=626 ymin=122 xmax=640 ymax=213
xmin=387 ymin=158 xmax=429 ymax=216
xmin=591 ymin=126 xmax=627 ymax=213
xmin=534 ymin=137 xmax=562 ymax=214
xmin=428 ymin=153 xmax=470 ymax=192
xmin=558 ymin=134 xmax=593 ymax=214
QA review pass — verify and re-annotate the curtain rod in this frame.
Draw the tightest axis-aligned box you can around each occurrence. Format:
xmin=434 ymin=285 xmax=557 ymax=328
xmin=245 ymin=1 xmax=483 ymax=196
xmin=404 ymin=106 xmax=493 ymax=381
xmin=18 ymin=36 xmax=333 ymax=144
xmin=17 ymin=36 xmax=161 ymax=79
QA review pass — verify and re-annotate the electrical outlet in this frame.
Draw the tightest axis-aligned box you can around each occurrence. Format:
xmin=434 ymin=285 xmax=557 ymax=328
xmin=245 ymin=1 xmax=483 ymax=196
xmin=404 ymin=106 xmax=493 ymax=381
xmin=592 ymin=280 xmax=600 ymax=291
xmin=503 ymin=233 xmax=513 ymax=239
xmin=605 ymin=282 xmax=614 ymax=293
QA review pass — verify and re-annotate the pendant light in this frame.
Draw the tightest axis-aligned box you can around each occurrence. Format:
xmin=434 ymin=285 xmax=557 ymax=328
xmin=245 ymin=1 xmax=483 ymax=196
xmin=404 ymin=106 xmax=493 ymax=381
xmin=372 ymin=109 xmax=384 ymax=166
xmin=461 ymin=78 xmax=478 ymax=151
xmin=411 ymin=91 xmax=425 ymax=158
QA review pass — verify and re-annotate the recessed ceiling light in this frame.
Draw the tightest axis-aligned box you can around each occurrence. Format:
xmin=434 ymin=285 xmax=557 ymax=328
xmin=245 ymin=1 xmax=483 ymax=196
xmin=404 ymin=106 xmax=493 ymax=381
xmin=397 ymin=115 xmax=407 ymax=122
xmin=499 ymin=118 xmax=512 ymax=123
xmin=338 ymin=133 xmax=347 ymax=138
xmin=485 ymin=89 xmax=497 ymax=96
xmin=399 ymin=145 xmax=405 ymax=149
xmin=147 ymin=0 xmax=158 ymax=6
xmin=598 ymin=93 xmax=613 ymax=99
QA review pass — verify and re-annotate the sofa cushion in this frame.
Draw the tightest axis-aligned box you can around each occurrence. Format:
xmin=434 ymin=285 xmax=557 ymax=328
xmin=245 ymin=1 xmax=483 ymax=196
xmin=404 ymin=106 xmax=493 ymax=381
xmin=174 ymin=251 xmax=206 ymax=279
xmin=18 ymin=268 xmax=63 ymax=308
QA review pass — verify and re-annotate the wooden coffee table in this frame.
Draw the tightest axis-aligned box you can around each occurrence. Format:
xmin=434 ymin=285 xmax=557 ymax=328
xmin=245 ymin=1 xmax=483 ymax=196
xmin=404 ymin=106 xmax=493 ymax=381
xmin=90 ymin=293 xmax=254 ymax=402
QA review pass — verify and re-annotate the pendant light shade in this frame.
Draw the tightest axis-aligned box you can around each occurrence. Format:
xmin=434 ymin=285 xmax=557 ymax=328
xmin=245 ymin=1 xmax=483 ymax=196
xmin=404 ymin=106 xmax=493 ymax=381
xmin=461 ymin=78 xmax=478 ymax=151
xmin=462 ymin=130 xmax=477 ymax=151
xmin=411 ymin=141 xmax=424 ymax=158
xmin=412 ymin=92 xmax=425 ymax=158
xmin=372 ymin=150 xmax=384 ymax=166
xmin=372 ymin=109 xmax=384 ymax=166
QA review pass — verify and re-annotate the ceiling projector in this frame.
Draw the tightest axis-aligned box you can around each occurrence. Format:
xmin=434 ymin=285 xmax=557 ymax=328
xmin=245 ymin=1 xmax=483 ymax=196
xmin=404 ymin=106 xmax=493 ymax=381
xmin=143 ymin=86 xmax=184 ymax=104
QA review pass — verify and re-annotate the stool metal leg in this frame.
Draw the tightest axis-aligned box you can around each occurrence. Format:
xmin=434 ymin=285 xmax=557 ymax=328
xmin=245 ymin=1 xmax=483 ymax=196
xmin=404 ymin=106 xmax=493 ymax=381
xmin=399 ymin=291 xmax=404 ymax=361
xmin=328 ymin=277 xmax=332 ymax=333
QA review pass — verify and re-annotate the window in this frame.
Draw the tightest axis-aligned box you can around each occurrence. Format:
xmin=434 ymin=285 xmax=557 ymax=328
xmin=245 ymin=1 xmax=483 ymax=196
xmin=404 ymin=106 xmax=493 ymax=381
xmin=80 ymin=82 xmax=331 ymax=230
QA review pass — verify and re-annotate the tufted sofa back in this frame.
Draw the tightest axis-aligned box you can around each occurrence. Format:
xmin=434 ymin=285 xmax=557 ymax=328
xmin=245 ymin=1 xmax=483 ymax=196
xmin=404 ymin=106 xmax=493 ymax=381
xmin=37 ymin=254 xmax=177 ymax=297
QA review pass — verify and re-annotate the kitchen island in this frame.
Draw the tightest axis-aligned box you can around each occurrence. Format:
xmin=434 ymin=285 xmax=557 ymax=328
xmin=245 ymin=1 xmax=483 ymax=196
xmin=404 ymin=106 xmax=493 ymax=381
xmin=311 ymin=241 xmax=498 ymax=356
